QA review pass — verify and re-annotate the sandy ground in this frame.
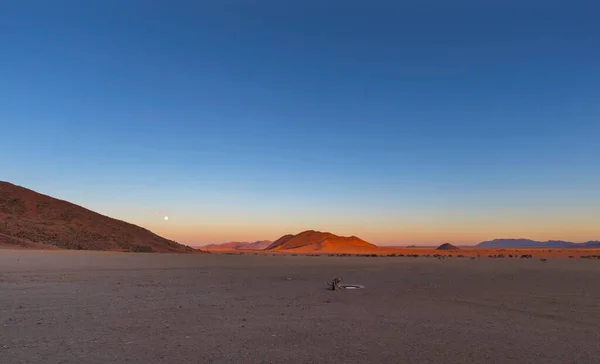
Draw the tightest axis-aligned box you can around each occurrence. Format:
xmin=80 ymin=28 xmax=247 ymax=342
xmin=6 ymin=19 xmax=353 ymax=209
xmin=1 ymin=251 xmax=599 ymax=364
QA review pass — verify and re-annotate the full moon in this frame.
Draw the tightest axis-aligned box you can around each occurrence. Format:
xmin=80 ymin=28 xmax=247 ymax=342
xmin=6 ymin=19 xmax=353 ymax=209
xmin=164 ymin=216 xmax=169 ymax=221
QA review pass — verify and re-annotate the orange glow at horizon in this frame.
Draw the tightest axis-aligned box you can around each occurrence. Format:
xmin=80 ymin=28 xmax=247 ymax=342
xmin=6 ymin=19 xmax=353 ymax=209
xmin=143 ymin=216 xmax=600 ymax=246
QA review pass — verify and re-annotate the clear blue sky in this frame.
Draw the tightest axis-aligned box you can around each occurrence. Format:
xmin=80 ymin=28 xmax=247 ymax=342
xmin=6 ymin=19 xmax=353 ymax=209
xmin=2 ymin=1 xmax=599 ymax=245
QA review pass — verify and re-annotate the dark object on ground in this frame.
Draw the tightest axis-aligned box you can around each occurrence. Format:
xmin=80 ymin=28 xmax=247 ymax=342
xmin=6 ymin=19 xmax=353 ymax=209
xmin=328 ymin=277 xmax=342 ymax=291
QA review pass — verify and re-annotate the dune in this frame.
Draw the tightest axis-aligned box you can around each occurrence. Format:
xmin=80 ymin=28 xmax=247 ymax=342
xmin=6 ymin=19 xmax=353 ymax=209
xmin=436 ymin=243 xmax=459 ymax=250
xmin=265 ymin=230 xmax=378 ymax=253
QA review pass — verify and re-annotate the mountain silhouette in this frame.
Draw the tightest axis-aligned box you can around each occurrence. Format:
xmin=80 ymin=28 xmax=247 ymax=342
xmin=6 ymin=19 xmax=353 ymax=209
xmin=436 ymin=243 xmax=459 ymax=250
xmin=200 ymin=240 xmax=272 ymax=251
xmin=477 ymin=238 xmax=599 ymax=248
xmin=0 ymin=181 xmax=204 ymax=253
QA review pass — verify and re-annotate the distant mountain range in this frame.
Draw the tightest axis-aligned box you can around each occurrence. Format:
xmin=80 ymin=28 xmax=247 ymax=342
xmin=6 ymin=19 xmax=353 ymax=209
xmin=200 ymin=240 xmax=272 ymax=251
xmin=0 ymin=181 xmax=204 ymax=253
xmin=201 ymin=236 xmax=600 ymax=252
xmin=476 ymin=239 xmax=600 ymax=248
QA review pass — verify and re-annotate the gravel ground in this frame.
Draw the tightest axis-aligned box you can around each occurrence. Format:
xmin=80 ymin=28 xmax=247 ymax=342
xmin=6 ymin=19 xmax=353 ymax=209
xmin=1 ymin=250 xmax=599 ymax=364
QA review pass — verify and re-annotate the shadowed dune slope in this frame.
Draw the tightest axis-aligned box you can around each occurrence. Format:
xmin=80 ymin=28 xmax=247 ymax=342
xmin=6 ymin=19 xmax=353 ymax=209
xmin=0 ymin=181 xmax=204 ymax=253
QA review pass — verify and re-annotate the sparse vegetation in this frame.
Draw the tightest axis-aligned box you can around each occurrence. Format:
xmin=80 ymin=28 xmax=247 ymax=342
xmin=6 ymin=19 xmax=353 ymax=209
xmin=328 ymin=277 xmax=342 ymax=291
xmin=130 ymin=244 xmax=154 ymax=253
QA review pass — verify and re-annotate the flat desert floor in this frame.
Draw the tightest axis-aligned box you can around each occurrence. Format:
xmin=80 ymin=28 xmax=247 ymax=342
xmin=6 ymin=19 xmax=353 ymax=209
xmin=1 ymin=251 xmax=599 ymax=364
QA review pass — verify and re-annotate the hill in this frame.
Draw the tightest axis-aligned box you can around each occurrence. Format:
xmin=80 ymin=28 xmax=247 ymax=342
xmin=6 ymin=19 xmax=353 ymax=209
xmin=477 ymin=239 xmax=599 ymax=248
xmin=436 ymin=243 xmax=459 ymax=250
xmin=200 ymin=240 xmax=272 ymax=251
xmin=0 ymin=181 xmax=204 ymax=253
xmin=265 ymin=230 xmax=378 ymax=253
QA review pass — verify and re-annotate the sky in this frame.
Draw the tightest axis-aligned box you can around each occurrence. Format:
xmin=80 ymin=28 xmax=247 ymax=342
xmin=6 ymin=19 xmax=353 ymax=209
xmin=1 ymin=1 xmax=599 ymax=246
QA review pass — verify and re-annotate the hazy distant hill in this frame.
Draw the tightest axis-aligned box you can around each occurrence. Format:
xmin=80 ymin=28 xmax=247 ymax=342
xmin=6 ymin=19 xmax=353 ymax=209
xmin=436 ymin=243 xmax=459 ymax=250
xmin=477 ymin=239 xmax=600 ymax=248
xmin=0 ymin=181 xmax=204 ymax=253
xmin=265 ymin=230 xmax=377 ymax=252
xmin=200 ymin=240 xmax=272 ymax=251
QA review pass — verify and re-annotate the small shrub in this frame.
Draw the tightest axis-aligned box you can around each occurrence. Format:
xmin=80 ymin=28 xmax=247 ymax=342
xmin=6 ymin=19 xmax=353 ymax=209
xmin=130 ymin=244 xmax=154 ymax=253
xmin=328 ymin=277 xmax=342 ymax=291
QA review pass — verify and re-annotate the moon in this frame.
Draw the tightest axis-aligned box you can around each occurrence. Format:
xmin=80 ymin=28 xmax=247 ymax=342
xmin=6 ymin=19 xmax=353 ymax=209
xmin=164 ymin=216 xmax=169 ymax=221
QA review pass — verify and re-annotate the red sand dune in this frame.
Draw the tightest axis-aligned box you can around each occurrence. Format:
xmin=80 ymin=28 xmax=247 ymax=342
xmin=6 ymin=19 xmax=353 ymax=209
xmin=265 ymin=230 xmax=379 ymax=253
xmin=0 ymin=181 xmax=204 ymax=253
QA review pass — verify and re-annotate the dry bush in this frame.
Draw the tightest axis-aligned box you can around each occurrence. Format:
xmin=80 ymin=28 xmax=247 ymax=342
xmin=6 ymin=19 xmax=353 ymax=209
xmin=328 ymin=277 xmax=342 ymax=291
xmin=130 ymin=244 xmax=154 ymax=253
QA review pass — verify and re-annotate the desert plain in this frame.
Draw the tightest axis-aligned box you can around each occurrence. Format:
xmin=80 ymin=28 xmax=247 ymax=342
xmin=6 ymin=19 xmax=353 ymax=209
xmin=1 ymin=250 xmax=600 ymax=364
